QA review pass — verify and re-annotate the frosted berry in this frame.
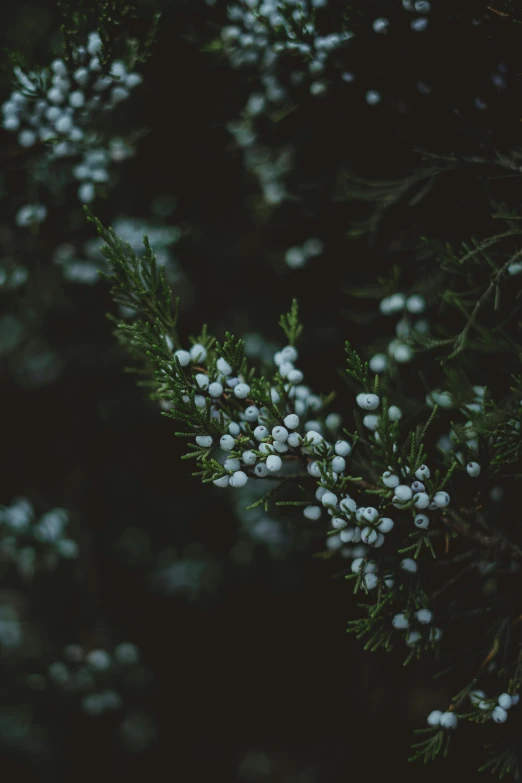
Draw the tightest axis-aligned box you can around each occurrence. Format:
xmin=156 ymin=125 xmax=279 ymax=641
xmin=303 ymin=505 xmax=321 ymax=520
xmin=219 ymin=434 xmax=235 ymax=451
xmin=272 ymin=426 xmax=288 ymax=442
xmin=413 ymin=492 xmax=430 ymax=509
xmin=415 ymin=609 xmax=433 ymax=625
xmin=190 ymin=343 xmax=207 ymax=363
xmin=216 ymin=357 xmax=232 ymax=375
xmin=175 ymin=350 xmax=191 ymax=367
xmin=361 ymin=527 xmax=378 ymax=545
xmin=394 ymin=485 xmax=413 ymax=502
xmin=208 ymin=382 xmax=224 ymax=397
xmin=377 ymin=517 xmax=394 ymax=533
xmin=229 ymin=471 xmax=248 ymax=488
xmin=382 ymin=471 xmax=399 ymax=488
xmin=400 ymin=558 xmax=417 ymax=573
xmin=498 ymin=693 xmax=513 ymax=710
xmin=334 ymin=440 xmax=351 ymax=457
xmin=414 ymin=514 xmax=430 ymax=529
xmin=439 ymin=712 xmax=458 ymax=730
xmin=254 ymin=425 xmax=269 ymax=441
xmin=196 ymin=435 xmax=212 ymax=448
xmin=331 ymin=456 xmax=346 ymax=473
xmin=284 ymin=414 xmax=299 ymax=429
xmin=266 ymin=455 xmax=282 ymax=473
xmin=392 ymin=613 xmax=409 ymax=630
xmin=195 ymin=373 xmax=209 ymax=390
xmin=234 ymin=383 xmax=250 ymax=399
xmin=491 ymin=707 xmax=508 ymax=724
xmin=433 ymin=491 xmax=450 ymax=508
xmin=466 ymin=461 xmax=481 ymax=477
xmin=415 ymin=465 xmax=430 ymax=480
xmin=356 ymin=393 xmax=380 ymax=411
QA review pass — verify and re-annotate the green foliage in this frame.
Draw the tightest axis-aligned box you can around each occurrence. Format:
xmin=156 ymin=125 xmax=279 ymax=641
xmin=278 ymin=297 xmax=303 ymax=345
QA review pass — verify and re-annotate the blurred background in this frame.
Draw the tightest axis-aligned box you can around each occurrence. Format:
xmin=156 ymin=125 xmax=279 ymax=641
xmin=1 ymin=0 xmax=521 ymax=780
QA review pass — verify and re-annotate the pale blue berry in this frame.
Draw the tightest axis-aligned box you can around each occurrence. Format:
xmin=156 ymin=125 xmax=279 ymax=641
xmin=229 ymin=470 xmax=248 ymax=488
xmin=392 ymin=613 xmax=409 ymax=629
xmin=272 ymin=426 xmax=288 ymax=442
xmin=254 ymin=425 xmax=268 ymax=441
xmin=284 ymin=414 xmax=299 ymax=429
xmin=414 ymin=514 xmax=429 ymax=529
xmin=216 ymin=357 xmax=232 ymax=375
xmin=433 ymin=491 xmax=450 ymax=508
xmin=190 ymin=343 xmax=207 ymax=363
xmin=234 ymin=383 xmax=250 ymax=399
xmin=266 ymin=455 xmax=282 ymax=472
xmin=415 ymin=609 xmax=432 ymax=624
xmin=175 ymin=349 xmax=191 ymax=367
xmin=466 ymin=462 xmax=481 ymax=477
xmin=334 ymin=440 xmax=351 ymax=457
xmin=377 ymin=517 xmax=394 ymax=533
xmin=440 ymin=712 xmax=458 ymax=729
xmin=244 ymin=405 xmax=259 ymax=421
xmin=220 ymin=434 xmax=235 ymax=451
xmin=331 ymin=456 xmax=345 ymax=473
xmin=303 ymin=505 xmax=321 ymax=520
xmin=195 ymin=373 xmax=209 ymax=390
xmin=196 ymin=435 xmax=212 ymax=448
xmin=208 ymin=382 xmax=223 ymax=397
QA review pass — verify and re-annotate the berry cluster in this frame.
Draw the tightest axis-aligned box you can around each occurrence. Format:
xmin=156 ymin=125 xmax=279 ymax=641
xmin=0 ymin=497 xmax=79 ymax=583
xmin=2 ymin=32 xmax=142 ymax=212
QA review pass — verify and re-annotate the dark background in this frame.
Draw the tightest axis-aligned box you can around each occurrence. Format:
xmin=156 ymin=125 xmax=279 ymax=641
xmin=2 ymin=0 xmax=521 ymax=780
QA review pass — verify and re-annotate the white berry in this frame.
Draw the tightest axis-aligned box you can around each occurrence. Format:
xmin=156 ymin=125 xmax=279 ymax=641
xmin=415 ymin=464 xmax=430 ymax=480
xmin=414 ymin=514 xmax=430 ymax=529
xmin=331 ymin=456 xmax=346 ymax=473
xmin=392 ymin=613 xmax=409 ymax=630
xmin=334 ymin=440 xmax=351 ymax=457
xmin=196 ymin=435 xmax=212 ymax=448
xmin=229 ymin=471 xmax=248 ymax=488
xmin=433 ymin=491 xmax=450 ymax=508
xmin=400 ymin=558 xmax=417 ymax=573
xmin=175 ymin=350 xmax=191 ymax=367
xmin=466 ymin=461 xmax=481 ymax=477
xmin=394 ymin=485 xmax=413 ymax=502
xmin=356 ymin=393 xmax=380 ymax=411
xmin=242 ymin=450 xmax=256 ymax=466
xmin=415 ymin=609 xmax=433 ymax=625
xmin=234 ymin=383 xmax=250 ymax=399
xmin=220 ymin=434 xmax=235 ymax=451
xmin=208 ymin=382 xmax=223 ymax=397
xmin=491 ymin=707 xmax=508 ymax=724
xmin=190 ymin=343 xmax=207 ymax=363
xmin=266 ymin=455 xmax=282 ymax=473
xmin=304 ymin=505 xmax=321 ymax=520
xmin=361 ymin=527 xmax=378 ymax=545
xmin=498 ymin=693 xmax=512 ymax=710
xmin=382 ymin=471 xmax=399 ymax=488
xmin=284 ymin=414 xmax=299 ymax=429
xmin=413 ymin=492 xmax=430 ymax=509
xmin=377 ymin=517 xmax=394 ymax=533
xmin=427 ymin=710 xmax=442 ymax=726
xmin=216 ymin=357 xmax=232 ymax=375
xmin=272 ymin=426 xmax=288 ymax=442
xmin=439 ymin=712 xmax=458 ymax=730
